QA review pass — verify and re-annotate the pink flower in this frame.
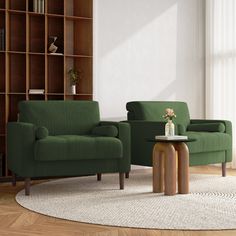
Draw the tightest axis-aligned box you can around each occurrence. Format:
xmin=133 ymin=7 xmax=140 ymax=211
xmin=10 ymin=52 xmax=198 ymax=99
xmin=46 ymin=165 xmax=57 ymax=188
xmin=163 ymin=108 xmax=176 ymax=120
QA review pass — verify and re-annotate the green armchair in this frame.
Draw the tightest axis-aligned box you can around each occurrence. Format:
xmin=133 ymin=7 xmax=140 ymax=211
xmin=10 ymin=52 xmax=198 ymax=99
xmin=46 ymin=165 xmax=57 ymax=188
xmin=7 ymin=101 xmax=131 ymax=195
xmin=126 ymin=101 xmax=232 ymax=176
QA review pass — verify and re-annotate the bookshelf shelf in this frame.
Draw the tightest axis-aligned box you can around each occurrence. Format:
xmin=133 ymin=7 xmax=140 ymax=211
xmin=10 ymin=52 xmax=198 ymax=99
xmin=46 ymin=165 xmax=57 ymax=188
xmin=29 ymin=54 xmax=45 ymax=89
xmin=65 ymin=54 xmax=92 ymax=58
xmin=0 ymin=53 xmax=5 ymax=92
xmin=0 ymin=0 xmax=5 ymax=9
xmin=9 ymin=13 xmax=26 ymax=52
xmin=9 ymin=54 xmax=26 ymax=93
xmin=8 ymin=9 xmax=27 ymax=14
xmin=66 ymin=0 xmax=92 ymax=18
xmin=65 ymin=16 xmax=92 ymax=21
xmin=9 ymin=0 xmax=26 ymax=11
xmin=0 ymin=95 xmax=5 ymax=134
xmin=47 ymin=13 xmax=64 ymax=18
xmin=47 ymin=0 xmax=64 ymax=15
xmin=0 ymin=0 xmax=93 ymax=178
xmin=29 ymin=14 xmax=45 ymax=53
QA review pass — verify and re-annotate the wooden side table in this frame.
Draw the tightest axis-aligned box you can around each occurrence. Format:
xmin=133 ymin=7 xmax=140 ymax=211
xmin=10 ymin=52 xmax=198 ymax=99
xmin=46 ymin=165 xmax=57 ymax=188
xmin=151 ymin=139 xmax=194 ymax=196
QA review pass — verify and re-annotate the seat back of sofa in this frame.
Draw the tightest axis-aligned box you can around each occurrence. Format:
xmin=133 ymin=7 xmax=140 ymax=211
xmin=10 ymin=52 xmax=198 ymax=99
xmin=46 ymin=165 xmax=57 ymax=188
xmin=127 ymin=101 xmax=190 ymax=129
xmin=19 ymin=101 xmax=100 ymax=135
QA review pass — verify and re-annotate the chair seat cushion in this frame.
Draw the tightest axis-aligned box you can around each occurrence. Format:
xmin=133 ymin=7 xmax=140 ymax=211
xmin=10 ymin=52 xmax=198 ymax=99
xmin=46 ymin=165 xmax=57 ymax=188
xmin=34 ymin=135 xmax=123 ymax=161
xmin=186 ymin=131 xmax=231 ymax=153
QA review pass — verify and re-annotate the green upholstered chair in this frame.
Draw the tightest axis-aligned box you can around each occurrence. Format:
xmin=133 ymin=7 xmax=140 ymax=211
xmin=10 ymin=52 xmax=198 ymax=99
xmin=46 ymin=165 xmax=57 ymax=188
xmin=126 ymin=101 xmax=232 ymax=176
xmin=7 ymin=101 xmax=130 ymax=195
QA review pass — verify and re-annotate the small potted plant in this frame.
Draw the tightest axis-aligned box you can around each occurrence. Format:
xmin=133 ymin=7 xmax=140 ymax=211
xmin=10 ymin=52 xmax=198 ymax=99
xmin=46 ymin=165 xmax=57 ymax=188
xmin=68 ymin=68 xmax=81 ymax=95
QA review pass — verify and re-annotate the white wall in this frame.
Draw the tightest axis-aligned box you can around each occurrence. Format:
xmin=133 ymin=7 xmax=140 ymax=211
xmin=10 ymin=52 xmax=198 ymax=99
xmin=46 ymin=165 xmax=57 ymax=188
xmin=93 ymin=0 xmax=205 ymax=120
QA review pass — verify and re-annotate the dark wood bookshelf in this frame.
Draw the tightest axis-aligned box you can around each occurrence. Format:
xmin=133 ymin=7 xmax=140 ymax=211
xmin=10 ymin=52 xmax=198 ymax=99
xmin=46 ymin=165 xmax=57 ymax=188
xmin=0 ymin=0 xmax=93 ymax=178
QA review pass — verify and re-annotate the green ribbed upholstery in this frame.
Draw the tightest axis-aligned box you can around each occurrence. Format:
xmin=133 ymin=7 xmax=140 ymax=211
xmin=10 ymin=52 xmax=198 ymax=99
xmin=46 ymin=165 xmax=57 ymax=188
xmin=187 ymin=123 xmax=225 ymax=133
xmin=19 ymin=101 xmax=100 ymax=135
xmin=127 ymin=101 xmax=190 ymax=132
xmin=7 ymin=101 xmax=131 ymax=180
xmin=35 ymin=135 xmax=122 ymax=161
xmin=91 ymin=125 xmax=118 ymax=137
xmin=185 ymin=132 xmax=231 ymax=153
xmin=126 ymin=101 xmax=232 ymax=167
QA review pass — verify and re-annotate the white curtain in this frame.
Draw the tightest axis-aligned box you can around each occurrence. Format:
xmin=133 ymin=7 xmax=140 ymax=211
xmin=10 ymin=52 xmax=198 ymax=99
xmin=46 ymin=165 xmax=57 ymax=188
xmin=206 ymin=0 xmax=236 ymax=168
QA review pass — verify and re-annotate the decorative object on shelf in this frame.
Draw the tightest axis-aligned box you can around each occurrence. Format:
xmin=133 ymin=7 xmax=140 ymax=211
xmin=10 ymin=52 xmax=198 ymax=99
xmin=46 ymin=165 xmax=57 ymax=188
xmin=48 ymin=36 xmax=58 ymax=53
xmin=28 ymin=89 xmax=45 ymax=95
xmin=33 ymin=0 xmax=45 ymax=14
xmin=163 ymin=108 xmax=176 ymax=136
xmin=68 ymin=68 xmax=81 ymax=95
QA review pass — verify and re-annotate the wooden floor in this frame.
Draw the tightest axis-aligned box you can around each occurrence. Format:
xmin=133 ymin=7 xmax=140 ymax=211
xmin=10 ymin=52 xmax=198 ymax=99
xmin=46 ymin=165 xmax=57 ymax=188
xmin=1 ymin=166 xmax=236 ymax=236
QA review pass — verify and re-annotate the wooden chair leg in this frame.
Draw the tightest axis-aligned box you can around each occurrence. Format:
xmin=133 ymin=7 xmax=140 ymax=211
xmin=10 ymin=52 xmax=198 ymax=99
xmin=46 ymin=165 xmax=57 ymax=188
xmin=119 ymin=173 xmax=124 ymax=189
xmin=222 ymin=162 xmax=226 ymax=177
xmin=12 ymin=173 xmax=16 ymax=186
xmin=25 ymin=178 xmax=31 ymax=196
xmin=125 ymin=172 xmax=129 ymax=178
xmin=97 ymin=173 xmax=102 ymax=181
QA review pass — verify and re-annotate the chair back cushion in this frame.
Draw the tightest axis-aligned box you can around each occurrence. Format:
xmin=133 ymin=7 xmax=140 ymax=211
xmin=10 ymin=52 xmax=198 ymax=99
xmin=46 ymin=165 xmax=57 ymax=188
xmin=19 ymin=101 xmax=100 ymax=135
xmin=126 ymin=101 xmax=190 ymax=129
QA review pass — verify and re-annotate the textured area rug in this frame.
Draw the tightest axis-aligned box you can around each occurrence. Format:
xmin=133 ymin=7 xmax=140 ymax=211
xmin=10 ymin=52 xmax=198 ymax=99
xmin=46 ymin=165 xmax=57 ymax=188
xmin=16 ymin=172 xmax=236 ymax=230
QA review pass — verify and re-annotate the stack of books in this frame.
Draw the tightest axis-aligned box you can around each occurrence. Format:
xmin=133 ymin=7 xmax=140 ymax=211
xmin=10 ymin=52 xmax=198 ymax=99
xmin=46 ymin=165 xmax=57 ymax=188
xmin=29 ymin=89 xmax=45 ymax=94
xmin=0 ymin=28 xmax=5 ymax=51
xmin=33 ymin=0 xmax=45 ymax=14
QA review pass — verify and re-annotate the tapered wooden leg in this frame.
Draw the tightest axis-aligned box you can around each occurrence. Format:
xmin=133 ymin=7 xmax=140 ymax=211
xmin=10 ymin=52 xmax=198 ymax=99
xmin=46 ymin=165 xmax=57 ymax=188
xmin=153 ymin=144 xmax=164 ymax=193
xmin=97 ymin=173 xmax=102 ymax=181
xmin=175 ymin=143 xmax=189 ymax=194
xmin=12 ymin=173 xmax=16 ymax=186
xmin=164 ymin=144 xmax=176 ymax=196
xmin=222 ymin=162 xmax=226 ymax=177
xmin=25 ymin=178 xmax=31 ymax=196
xmin=125 ymin=172 xmax=129 ymax=178
xmin=119 ymin=173 xmax=124 ymax=189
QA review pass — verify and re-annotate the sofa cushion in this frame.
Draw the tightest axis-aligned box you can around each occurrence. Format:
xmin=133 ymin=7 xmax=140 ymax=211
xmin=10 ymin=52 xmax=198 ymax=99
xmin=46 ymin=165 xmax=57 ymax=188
xmin=34 ymin=135 xmax=123 ymax=161
xmin=187 ymin=123 xmax=225 ymax=133
xmin=186 ymin=131 xmax=231 ymax=154
xmin=35 ymin=126 xmax=49 ymax=139
xmin=19 ymin=101 xmax=100 ymax=135
xmin=92 ymin=125 xmax=118 ymax=137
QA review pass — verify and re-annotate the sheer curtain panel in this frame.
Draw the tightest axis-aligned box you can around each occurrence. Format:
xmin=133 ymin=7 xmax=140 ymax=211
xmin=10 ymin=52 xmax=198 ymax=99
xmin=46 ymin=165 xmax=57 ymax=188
xmin=206 ymin=0 xmax=236 ymax=168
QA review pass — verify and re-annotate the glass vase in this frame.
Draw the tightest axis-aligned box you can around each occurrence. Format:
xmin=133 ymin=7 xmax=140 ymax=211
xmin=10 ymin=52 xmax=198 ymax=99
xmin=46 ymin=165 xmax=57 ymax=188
xmin=165 ymin=120 xmax=175 ymax=136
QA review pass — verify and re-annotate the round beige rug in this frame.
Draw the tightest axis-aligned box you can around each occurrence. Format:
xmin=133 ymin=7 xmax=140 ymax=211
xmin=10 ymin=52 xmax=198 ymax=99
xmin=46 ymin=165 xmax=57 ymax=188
xmin=16 ymin=172 xmax=236 ymax=230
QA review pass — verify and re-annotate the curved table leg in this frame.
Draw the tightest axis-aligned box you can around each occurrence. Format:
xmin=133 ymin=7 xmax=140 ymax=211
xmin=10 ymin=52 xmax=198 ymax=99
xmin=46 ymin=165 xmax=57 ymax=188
xmin=174 ymin=142 xmax=189 ymax=194
xmin=163 ymin=143 xmax=176 ymax=195
xmin=153 ymin=144 xmax=164 ymax=193
xmin=153 ymin=143 xmax=176 ymax=195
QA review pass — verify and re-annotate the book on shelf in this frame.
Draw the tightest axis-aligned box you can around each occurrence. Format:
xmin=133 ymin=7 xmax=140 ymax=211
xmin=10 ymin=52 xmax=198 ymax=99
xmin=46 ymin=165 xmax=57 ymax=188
xmin=49 ymin=52 xmax=63 ymax=55
xmin=155 ymin=135 xmax=188 ymax=140
xmin=29 ymin=89 xmax=45 ymax=94
xmin=33 ymin=0 xmax=44 ymax=13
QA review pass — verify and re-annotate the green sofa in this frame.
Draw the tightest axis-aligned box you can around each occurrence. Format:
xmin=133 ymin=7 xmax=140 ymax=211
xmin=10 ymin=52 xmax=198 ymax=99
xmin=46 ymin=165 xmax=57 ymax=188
xmin=7 ymin=101 xmax=131 ymax=195
xmin=126 ymin=101 xmax=232 ymax=175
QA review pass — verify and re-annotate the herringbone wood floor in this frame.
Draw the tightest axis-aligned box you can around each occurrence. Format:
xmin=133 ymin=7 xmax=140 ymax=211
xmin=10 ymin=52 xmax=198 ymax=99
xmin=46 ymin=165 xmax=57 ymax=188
xmin=1 ymin=166 xmax=236 ymax=236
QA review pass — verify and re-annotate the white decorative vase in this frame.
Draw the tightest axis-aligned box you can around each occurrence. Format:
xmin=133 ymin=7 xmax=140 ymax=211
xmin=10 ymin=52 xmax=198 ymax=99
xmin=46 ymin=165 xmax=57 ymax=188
xmin=71 ymin=85 xmax=76 ymax=95
xmin=165 ymin=120 xmax=175 ymax=136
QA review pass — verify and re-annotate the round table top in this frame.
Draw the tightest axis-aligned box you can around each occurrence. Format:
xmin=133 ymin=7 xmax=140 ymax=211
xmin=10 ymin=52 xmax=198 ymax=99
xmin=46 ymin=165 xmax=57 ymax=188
xmin=147 ymin=138 xmax=196 ymax=143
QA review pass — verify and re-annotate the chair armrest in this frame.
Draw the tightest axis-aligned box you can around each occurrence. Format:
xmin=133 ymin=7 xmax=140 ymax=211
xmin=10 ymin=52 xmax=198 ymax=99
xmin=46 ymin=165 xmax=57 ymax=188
xmin=99 ymin=121 xmax=131 ymax=172
xmin=92 ymin=125 xmax=118 ymax=137
xmin=190 ymin=119 xmax=232 ymax=135
xmin=7 ymin=122 xmax=36 ymax=175
xmin=187 ymin=123 xmax=225 ymax=132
